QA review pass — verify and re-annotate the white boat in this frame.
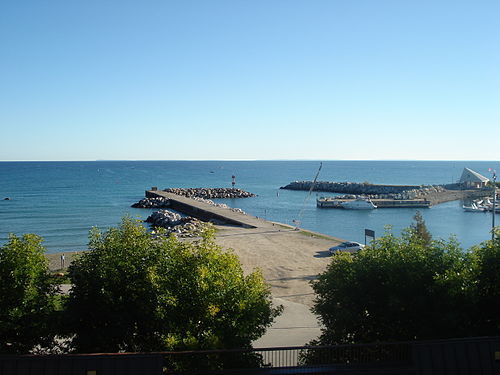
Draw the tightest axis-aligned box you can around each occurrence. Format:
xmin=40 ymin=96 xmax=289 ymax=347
xmin=483 ymin=203 xmax=500 ymax=213
xmin=473 ymin=196 xmax=500 ymax=213
xmin=341 ymin=198 xmax=377 ymax=210
xmin=462 ymin=203 xmax=486 ymax=212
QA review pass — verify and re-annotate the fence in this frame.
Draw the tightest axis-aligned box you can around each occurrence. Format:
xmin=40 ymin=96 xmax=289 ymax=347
xmin=1 ymin=336 xmax=498 ymax=375
xmin=161 ymin=341 xmax=414 ymax=374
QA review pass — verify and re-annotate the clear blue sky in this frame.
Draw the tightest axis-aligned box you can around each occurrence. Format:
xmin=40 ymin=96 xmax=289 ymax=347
xmin=1 ymin=1 xmax=499 ymax=161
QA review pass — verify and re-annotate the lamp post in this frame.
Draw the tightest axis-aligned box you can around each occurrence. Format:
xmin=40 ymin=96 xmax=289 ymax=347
xmin=491 ymin=169 xmax=497 ymax=241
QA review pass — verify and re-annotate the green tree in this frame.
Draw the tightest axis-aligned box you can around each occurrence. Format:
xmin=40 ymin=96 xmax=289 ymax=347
xmin=309 ymin=226 xmax=470 ymax=346
xmin=465 ymin=228 xmax=500 ymax=336
xmin=0 ymin=234 xmax=58 ymax=354
xmin=65 ymin=218 xmax=281 ymax=355
xmin=410 ymin=210 xmax=432 ymax=246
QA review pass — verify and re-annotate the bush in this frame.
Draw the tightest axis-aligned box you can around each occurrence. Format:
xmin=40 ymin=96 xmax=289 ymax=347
xmin=64 ymin=217 xmax=282 ymax=356
xmin=0 ymin=234 xmax=58 ymax=354
xmin=309 ymin=224 xmax=499 ymax=347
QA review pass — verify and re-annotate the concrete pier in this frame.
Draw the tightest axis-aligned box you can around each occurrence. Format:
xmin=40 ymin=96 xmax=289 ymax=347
xmin=145 ymin=190 xmax=261 ymax=228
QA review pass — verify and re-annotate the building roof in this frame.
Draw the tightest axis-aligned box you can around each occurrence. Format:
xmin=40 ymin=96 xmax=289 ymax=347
xmin=459 ymin=168 xmax=489 ymax=183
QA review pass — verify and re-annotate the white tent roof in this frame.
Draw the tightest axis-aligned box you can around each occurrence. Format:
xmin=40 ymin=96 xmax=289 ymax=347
xmin=459 ymin=168 xmax=489 ymax=183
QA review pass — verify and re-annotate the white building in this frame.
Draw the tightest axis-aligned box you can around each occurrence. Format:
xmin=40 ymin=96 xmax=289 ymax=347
xmin=459 ymin=168 xmax=489 ymax=189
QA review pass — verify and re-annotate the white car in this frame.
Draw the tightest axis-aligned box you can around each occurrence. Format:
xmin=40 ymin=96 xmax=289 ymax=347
xmin=329 ymin=241 xmax=365 ymax=254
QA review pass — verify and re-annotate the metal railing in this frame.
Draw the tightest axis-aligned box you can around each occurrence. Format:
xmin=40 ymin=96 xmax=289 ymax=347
xmin=161 ymin=342 xmax=413 ymax=374
xmin=1 ymin=336 xmax=498 ymax=375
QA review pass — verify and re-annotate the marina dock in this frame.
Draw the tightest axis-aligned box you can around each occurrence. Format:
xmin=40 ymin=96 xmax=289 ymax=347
xmin=317 ymin=197 xmax=432 ymax=208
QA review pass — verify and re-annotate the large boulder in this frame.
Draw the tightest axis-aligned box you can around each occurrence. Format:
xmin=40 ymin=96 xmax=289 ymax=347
xmin=146 ymin=209 xmax=182 ymax=227
xmin=131 ymin=197 xmax=171 ymax=208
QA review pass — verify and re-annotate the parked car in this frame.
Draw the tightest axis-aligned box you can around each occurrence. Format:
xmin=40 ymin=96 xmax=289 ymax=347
xmin=329 ymin=241 xmax=365 ymax=254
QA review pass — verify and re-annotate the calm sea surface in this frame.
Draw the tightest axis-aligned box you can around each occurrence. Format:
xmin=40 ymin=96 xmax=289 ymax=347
xmin=0 ymin=160 xmax=498 ymax=253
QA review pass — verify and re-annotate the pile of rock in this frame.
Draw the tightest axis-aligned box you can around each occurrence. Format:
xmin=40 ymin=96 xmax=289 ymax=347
xmin=164 ymin=188 xmax=255 ymax=199
xmin=385 ymin=186 xmax=446 ymax=200
xmin=192 ymin=197 xmax=247 ymax=215
xmin=146 ymin=209 xmax=182 ymax=227
xmin=146 ymin=210 xmax=211 ymax=238
xmin=170 ymin=218 xmax=211 ymax=238
xmin=131 ymin=197 xmax=171 ymax=208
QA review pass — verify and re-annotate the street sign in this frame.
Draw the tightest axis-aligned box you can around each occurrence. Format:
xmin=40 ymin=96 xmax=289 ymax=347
xmin=364 ymin=229 xmax=375 ymax=245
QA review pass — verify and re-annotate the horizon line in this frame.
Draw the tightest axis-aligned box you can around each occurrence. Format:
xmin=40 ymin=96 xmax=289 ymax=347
xmin=1 ymin=158 xmax=499 ymax=163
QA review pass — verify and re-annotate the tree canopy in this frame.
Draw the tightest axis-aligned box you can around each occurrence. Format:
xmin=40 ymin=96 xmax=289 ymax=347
xmin=65 ymin=217 xmax=281 ymax=353
xmin=466 ymin=230 xmax=500 ymax=336
xmin=0 ymin=234 xmax=58 ymax=354
xmin=310 ymin=223 xmax=500 ymax=346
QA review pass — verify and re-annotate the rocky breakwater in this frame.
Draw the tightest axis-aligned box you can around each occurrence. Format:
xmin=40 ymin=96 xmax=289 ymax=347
xmin=284 ymin=181 xmax=475 ymax=206
xmin=164 ymin=187 xmax=255 ymax=199
xmin=131 ymin=197 xmax=171 ymax=208
xmin=146 ymin=209 xmax=210 ymax=238
xmin=281 ymin=181 xmax=423 ymax=195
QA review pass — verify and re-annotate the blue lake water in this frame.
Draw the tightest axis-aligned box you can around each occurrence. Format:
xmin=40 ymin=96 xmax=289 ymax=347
xmin=0 ymin=160 xmax=498 ymax=253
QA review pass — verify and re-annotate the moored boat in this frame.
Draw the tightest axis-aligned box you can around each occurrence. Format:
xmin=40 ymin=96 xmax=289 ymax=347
xmin=462 ymin=203 xmax=486 ymax=212
xmin=316 ymin=196 xmax=430 ymax=209
xmin=463 ymin=197 xmax=499 ymax=213
xmin=340 ymin=198 xmax=377 ymax=210
xmin=483 ymin=204 xmax=500 ymax=213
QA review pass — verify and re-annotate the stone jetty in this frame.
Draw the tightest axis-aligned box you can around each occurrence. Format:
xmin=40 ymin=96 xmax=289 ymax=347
xmin=281 ymin=181 xmax=426 ymax=195
xmin=163 ymin=187 xmax=255 ymax=199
